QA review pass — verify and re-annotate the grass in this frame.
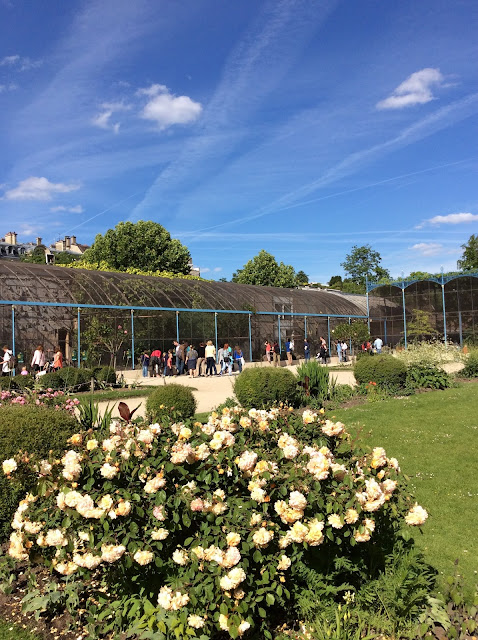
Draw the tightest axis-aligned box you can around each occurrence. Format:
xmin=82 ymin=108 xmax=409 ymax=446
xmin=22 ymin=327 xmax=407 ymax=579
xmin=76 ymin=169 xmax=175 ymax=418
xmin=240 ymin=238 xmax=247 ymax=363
xmin=194 ymin=411 xmax=209 ymax=423
xmin=331 ymin=384 xmax=478 ymax=591
xmin=0 ymin=620 xmax=39 ymax=640
xmin=75 ymin=387 xmax=156 ymax=402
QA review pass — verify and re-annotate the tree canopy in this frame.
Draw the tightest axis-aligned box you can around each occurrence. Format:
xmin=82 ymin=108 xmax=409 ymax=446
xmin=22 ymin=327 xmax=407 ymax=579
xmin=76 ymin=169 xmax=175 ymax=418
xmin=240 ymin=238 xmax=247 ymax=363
xmin=457 ymin=234 xmax=478 ymax=272
xmin=20 ymin=245 xmax=47 ymax=264
xmin=81 ymin=220 xmax=191 ymax=275
xmin=341 ymin=245 xmax=390 ymax=288
xmin=332 ymin=321 xmax=370 ymax=346
xmin=231 ymin=250 xmax=302 ymax=288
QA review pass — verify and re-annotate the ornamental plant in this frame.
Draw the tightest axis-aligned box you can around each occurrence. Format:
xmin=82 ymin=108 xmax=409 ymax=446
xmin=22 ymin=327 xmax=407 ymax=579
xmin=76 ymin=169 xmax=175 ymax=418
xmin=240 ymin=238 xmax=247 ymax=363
xmin=3 ymin=407 xmax=428 ymax=639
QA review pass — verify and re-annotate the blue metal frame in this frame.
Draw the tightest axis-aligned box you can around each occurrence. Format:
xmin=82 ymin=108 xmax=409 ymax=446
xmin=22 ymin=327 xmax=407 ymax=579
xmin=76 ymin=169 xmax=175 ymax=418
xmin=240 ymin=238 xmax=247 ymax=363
xmin=402 ymin=284 xmax=407 ymax=350
xmin=248 ymin=315 xmax=252 ymax=362
xmin=327 ymin=316 xmax=331 ymax=354
xmin=130 ymin=309 xmax=135 ymax=370
xmin=214 ymin=312 xmax=218 ymax=362
xmin=366 ymin=271 xmax=478 ymax=292
xmin=11 ymin=306 xmax=15 ymax=375
xmin=77 ymin=308 xmax=81 ymax=369
xmin=304 ymin=316 xmax=307 ymax=340
xmin=277 ymin=315 xmax=282 ymax=353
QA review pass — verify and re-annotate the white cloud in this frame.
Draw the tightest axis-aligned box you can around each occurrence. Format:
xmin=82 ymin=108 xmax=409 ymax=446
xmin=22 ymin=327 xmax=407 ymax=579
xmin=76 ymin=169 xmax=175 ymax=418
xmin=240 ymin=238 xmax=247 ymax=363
xmin=0 ymin=54 xmax=42 ymax=71
xmin=92 ymin=101 xmax=130 ymax=134
xmin=415 ymin=212 xmax=478 ymax=229
xmin=213 ymin=267 xmax=223 ymax=272
xmin=377 ymin=68 xmax=445 ymax=110
xmin=0 ymin=83 xmax=18 ymax=93
xmin=50 ymin=204 xmax=84 ymax=213
xmin=139 ymin=84 xmax=202 ymax=130
xmin=410 ymin=242 xmax=443 ymax=257
xmin=3 ymin=177 xmax=80 ymax=201
xmin=200 ymin=267 xmax=210 ymax=273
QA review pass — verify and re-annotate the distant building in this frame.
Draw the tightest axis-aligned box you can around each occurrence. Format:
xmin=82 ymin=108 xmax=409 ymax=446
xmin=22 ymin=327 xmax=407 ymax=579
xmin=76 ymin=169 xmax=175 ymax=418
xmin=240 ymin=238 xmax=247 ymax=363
xmin=0 ymin=232 xmax=89 ymax=262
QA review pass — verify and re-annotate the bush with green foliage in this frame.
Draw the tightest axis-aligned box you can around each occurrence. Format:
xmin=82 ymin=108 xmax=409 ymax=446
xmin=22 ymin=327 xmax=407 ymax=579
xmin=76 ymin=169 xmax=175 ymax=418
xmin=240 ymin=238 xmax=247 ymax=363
xmin=354 ymin=354 xmax=407 ymax=389
xmin=461 ymin=350 xmax=478 ymax=378
xmin=37 ymin=367 xmax=93 ymax=391
xmin=0 ymin=405 xmax=78 ymax=542
xmin=406 ymin=364 xmax=452 ymax=390
xmin=330 ymin=384 xmax=357 ymax=404
xmin=234 ymin=367 xmax=298 ymax=408
xmin=296 ymin=361 xmax=330 ymax=406
xmin=146 ymin=383 xmax=197 ymax=420
xmin=11 ymin=374 xmax=35 ymax=390
xmin=94 ymin=366 xmax=117 ymax=384
xmin=0 ymin=376 xmax=14 ymax=390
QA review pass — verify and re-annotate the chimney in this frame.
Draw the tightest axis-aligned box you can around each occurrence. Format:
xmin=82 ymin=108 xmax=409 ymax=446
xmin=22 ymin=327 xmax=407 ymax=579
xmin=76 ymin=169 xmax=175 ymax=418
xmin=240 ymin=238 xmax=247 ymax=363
xmin=65 ymin=235 xmax=71 ymax=249
xmin=5 ymin=231 xmax=17 ymax=245
xmin=70 ymin=235 xmax=77 ymax=245
xmin=36 ymin=237 xmax=42 ymax=246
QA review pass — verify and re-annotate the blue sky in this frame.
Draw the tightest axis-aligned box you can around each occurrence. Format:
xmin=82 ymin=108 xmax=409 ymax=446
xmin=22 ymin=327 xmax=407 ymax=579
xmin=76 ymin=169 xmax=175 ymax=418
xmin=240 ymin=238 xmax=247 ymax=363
xmin=1 ymin=0 xmax=477 ymax=283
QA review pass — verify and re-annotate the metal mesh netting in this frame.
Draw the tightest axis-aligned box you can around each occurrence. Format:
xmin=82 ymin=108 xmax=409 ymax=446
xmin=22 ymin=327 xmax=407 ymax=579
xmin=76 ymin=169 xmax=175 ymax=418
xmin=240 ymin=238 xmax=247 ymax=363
xmin=0 ymin=262 xmax=371 ymax=365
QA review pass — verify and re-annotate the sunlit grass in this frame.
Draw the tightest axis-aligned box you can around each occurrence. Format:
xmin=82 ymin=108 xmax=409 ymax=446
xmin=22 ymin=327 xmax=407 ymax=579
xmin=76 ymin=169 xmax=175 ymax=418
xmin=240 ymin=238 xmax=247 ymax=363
xmin=331 ymin=384 xmax=478 ymax=591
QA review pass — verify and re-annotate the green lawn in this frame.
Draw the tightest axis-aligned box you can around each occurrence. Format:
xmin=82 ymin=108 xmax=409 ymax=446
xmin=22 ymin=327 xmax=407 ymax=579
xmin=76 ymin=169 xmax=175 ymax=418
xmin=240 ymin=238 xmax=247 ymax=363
xmin=75 ymin=387 xmax=156 ymax=402
xmin=0 ymin=620 xmax=38 ymax=640
xmin=331 ymin=384 xmax=478 ymax=591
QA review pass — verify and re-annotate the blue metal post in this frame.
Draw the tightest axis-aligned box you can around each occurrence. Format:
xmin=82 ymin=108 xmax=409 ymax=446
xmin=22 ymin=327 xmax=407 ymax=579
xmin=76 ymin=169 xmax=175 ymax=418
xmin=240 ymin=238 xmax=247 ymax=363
xmin=176 ymin=311 xmax=180 ymax=342
xmin=384 ymin=318 xmax=387 ymax=345
xmin=366 ymin=276 xmax=371 ymax=332
xmin=130 ymin=309 xmax=135 ymax=370
xmin=77 ymin=308 xmax=81 ymax=369
xmin=441 ymin=272 xmax=447 ymax=345
xmin=278 ymin=315 xmax=282 ymax=354
xmin=348 ymin=317 xmax=352 ymax=356
xmin=402 ymin=285 xmax=407 ymax=349
xmin=248 ymin=314 xmax=252 ymax=362
xmin=11 ymin=306 xmax=15 ymax=375
xmin=304 ymin=316 xmax=307 ymax=340
xmin=327 ymin=316 xmax=331 ymax=354
xmin=458 ymin=311 xmax=463 ymax=348
xmin=214 ymin=312 xmax=218 ymax=362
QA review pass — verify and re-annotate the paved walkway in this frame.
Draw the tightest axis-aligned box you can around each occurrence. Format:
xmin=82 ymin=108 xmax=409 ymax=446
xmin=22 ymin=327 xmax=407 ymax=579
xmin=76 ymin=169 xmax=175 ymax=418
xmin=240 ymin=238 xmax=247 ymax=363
xmin=98 ymin=363 xmax=357 ymax=419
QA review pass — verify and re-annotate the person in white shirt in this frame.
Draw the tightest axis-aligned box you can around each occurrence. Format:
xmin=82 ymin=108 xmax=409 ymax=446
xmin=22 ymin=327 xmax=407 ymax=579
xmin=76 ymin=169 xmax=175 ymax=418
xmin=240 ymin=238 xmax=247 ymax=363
xmin=373 ymin=337 xmax=383 ymax=354
xmin=341 ymin=340 xmax=348 ymax=362
xmin=1 ymin=345 xmax=13 ymax=376
xmin=31 ymin=345 xmax=46 ymax=372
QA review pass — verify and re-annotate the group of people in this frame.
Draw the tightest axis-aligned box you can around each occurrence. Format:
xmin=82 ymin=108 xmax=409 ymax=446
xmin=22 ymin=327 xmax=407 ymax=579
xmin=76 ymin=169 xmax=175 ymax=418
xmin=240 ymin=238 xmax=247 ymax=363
xmin=1 ymin=344 xmax=63 ymax=377
xmin=262 ymin=335 xmax=383 ymax=365
xmin=140 ymin=340 xmax=245 ymax=378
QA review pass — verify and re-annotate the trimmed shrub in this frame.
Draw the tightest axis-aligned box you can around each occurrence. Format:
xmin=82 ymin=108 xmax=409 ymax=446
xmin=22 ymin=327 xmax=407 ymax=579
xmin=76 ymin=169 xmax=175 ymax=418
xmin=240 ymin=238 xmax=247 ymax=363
xmin=38 ymin=367 xmax=93 ymax=391
xmin=94 ymin=366 xmax=117 ymax=384
xmin=0 ymin=405 xmax=78 ymax=541
xmin=406 ymin=364 xmax=452 ymax=390
xmin=0 ymin=376 xmax=14 ymax=390
xmin=12 ymin=374 xmax=35 ymax=391
xmin=354 ymin=354 xmax=407 ymax=389
xmin=234 ymin=367 xmax=298 ymax=408
xmin=462 ymin=350 xmax=478 ymax=378
xmin=146 ymin=384 xmax=197 ymax=420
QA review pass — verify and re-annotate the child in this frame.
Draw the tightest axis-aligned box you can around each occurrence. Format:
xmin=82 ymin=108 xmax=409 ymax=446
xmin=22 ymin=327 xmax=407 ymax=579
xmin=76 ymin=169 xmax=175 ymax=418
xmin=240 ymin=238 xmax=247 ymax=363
xmin=20 ymin=365 xmax=29 ymax=376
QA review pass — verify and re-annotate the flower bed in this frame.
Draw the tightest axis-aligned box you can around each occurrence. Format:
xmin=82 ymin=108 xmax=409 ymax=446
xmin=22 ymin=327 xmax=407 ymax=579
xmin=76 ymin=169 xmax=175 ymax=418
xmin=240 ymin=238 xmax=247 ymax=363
xmin=0 ymin=389 xmax=80 ymax=414
xmin=3 ymin=406 xmax=428 ymax=639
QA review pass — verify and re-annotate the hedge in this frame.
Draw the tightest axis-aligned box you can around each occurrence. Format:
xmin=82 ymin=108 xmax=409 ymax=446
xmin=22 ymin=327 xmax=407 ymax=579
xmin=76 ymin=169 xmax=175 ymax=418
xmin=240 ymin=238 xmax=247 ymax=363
xmin=234 ymin=367 xmax=298 ymax=408
xmin=146 ymin=384 xmax=197 ymax=420
xmin=354 ymin=354 xmax=407 ymax=389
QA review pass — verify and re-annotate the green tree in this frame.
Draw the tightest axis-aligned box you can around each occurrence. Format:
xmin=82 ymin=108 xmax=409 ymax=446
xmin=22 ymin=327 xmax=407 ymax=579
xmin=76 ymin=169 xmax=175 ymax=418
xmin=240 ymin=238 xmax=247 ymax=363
xmin=406 ymin=309 xmax=438 ymax=341
xmin=457 ymin=234 xmax=478 ymax=271
xmin=328 ymin=275 xmax=343 ymax=289
xmin=341 ymin=244 xmax=390 ymax=287
xmin=20 ymin=245 xmax=47 ymax=264
xmin=81 ymin=220 xmax=191 ymax=274
xmin=295 ymin=270 xmax=309 ymax=286
xmin=332 ymin=321 xmax=370 ymax=347
xmin=54 ymin=251 xmax=81 ymax=265
xmin=408 ymin=271 xmax=433 ymax=280
xmin=232 ymin=250 xmax=298 ymax=288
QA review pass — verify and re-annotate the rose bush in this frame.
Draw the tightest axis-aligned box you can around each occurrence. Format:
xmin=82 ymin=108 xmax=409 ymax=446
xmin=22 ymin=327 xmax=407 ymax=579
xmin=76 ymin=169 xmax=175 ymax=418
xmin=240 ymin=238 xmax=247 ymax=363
xmin=3 ymin=406 xmax=428 ymax=639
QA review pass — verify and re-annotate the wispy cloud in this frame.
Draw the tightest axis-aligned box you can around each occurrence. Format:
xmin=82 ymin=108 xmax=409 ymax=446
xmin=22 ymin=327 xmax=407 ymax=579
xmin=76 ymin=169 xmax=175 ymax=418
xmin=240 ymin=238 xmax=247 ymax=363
xmin=3 ymin=177 xmax=80 ymax=201
xmin=92 ymin=101 xmax=130 ymax=134
xmin=376 ymin=68 xmax=445 ymax=110
xmin=415 ymin=212 xmax=478 ymax=229
xmin=410 ymin=242 xmax=443 ymax=257
xmin=0 ymin=83 xmax=18 ymax=93
xmin=50 ymin=204 xmax=84 ymax=213
xmin=0 ymin=54 xmax=42 ymax=71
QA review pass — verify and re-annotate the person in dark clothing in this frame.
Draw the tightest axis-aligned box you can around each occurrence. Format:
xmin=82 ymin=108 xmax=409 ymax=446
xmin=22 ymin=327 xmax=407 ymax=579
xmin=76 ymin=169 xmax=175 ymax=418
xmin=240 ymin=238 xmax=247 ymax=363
xmin=197 ymin=342 xmax=206 ymax=376
xmin=150 ymin=348 xmax=161 ymax=377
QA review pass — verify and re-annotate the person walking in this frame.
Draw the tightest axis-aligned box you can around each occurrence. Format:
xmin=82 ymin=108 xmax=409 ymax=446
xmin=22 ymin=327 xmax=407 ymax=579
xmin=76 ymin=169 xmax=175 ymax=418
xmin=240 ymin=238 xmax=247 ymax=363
xmin=233 ymin=345 xmax=244 ymax=373
xmin=285 ymin=338 xmax=294 ymax=365
xmin=186 ymin=345 xmax=198 ymax=377
xmin=272 ymin=340 xmax=281 ymax=366
xmin=304 ymin=338 xmax=310 ymax=361
xmin=335 ymin=340 xmax=342 ymax=362
xmin=341 ymin=340 xmax=348 ymax=362
xmin=52 ymin=347 xmax=63 ymax=371
xmin=174 ymin=341 xmax=186 ymax=375
xmin=1 ymin=345 xmax=13 ymax=376
xmin=373 ymin=337 xmax=383 ymax=354
xmin=197 ymin=342 xmax=206 ymax=376
xmin=140 ymin=351 xmax=150 ymax=378
xmin=31 ymin=345 xmax=45 ymax=373
xmin=163 ymin=349 xmax=173 ymax=377
xmin=150 ymin=348 xmax=161 ymax=377
xmin=319 ymin=342 xmax=328 ymax=365
xmin=205 ymin=340 xmax=217 ymax=376
xmin=264 ymin=340 xmax=272 ymax=364
xmin=221 ymin=343 xmax=233 ymax=375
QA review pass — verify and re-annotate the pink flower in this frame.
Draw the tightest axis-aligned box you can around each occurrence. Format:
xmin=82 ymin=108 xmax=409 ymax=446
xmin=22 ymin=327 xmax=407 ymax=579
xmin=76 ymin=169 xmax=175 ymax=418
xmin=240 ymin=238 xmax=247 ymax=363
xmin=190 ymin=498 xmax=204 ymax=512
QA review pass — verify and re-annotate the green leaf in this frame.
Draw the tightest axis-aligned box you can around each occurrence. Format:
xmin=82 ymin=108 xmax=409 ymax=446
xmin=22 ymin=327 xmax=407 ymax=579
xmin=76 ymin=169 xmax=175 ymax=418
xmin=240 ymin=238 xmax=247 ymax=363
xmin=266 ymin=593 xmax=275 ymax=605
